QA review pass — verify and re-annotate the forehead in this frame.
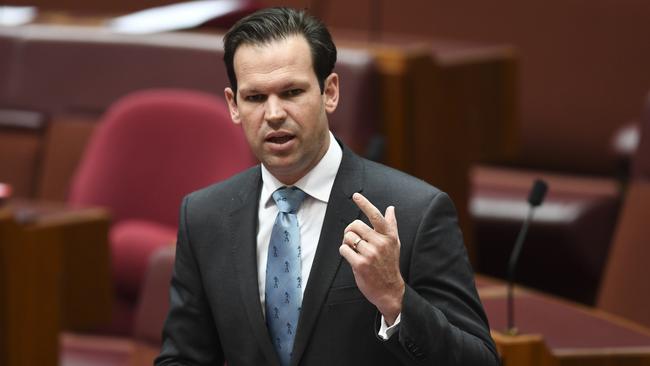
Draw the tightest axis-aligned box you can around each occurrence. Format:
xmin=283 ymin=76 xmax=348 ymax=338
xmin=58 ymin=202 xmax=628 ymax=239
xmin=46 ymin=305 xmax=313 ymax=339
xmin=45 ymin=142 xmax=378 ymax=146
xmin=233 ymin=35 xmax=316 ymax=89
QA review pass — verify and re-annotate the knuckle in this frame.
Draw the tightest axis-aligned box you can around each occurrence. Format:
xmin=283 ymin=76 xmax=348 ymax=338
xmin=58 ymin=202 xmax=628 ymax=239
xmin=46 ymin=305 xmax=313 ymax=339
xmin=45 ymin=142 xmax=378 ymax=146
xmin=343 ymin=231 xmax=354 ymax=241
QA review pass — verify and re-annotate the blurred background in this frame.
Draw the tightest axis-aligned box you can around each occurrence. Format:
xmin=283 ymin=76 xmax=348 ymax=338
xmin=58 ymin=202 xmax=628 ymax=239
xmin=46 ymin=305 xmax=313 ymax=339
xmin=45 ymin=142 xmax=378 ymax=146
xmin=1 ymin=0 xmax=649 ymax=365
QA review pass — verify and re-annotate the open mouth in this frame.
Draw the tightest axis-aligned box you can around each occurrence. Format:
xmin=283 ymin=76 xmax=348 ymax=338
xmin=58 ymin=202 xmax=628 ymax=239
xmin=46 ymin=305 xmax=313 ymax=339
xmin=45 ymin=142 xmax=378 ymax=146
xmin=266 ymin=134 xmax=295 ymax=144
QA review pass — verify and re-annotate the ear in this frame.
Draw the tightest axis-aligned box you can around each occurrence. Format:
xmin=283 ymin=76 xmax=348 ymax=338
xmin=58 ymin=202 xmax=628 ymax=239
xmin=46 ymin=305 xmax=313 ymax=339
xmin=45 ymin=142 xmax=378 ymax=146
xmin=323 ymin=73 xmax=339 ymax=114
xmin=224 ymin=87 xmax=241 ymax=124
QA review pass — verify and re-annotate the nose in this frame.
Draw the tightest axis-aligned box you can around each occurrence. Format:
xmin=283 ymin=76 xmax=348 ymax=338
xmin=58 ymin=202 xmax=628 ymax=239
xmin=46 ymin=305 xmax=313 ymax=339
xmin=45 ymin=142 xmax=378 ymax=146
xmin=264 ymin=95 xmax=287 ymax=124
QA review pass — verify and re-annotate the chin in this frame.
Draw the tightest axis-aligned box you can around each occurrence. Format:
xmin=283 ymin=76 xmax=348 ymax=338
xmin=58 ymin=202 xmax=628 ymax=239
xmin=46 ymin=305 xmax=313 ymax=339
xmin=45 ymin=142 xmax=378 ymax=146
xmin=266 ymin=161 xmax=309 ymax=182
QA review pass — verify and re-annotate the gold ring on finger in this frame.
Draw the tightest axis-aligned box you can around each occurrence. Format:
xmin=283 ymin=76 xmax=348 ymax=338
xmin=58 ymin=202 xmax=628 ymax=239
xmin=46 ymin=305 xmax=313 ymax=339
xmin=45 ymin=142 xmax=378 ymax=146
xmin=353 ymin=237 xmax=362 ymax=250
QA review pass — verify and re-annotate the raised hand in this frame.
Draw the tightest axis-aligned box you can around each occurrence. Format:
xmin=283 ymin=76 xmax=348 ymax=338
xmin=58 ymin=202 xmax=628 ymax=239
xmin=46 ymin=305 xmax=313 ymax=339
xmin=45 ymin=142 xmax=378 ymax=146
xmin=339 ymin=192 xmax=405 ymax=325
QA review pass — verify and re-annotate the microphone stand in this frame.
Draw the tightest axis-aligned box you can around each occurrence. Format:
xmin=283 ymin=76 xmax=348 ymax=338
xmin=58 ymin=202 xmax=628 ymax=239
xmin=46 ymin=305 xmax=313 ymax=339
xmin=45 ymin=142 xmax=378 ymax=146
xmin=505 ymin=179 xmax=547 ymax=335
xmin=506 ymin=207 xmax=535 ymax=335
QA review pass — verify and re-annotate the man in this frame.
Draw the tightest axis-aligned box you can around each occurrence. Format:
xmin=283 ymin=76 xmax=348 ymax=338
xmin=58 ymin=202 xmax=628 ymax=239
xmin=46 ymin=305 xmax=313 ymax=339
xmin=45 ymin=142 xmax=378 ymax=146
xmin=157 ymin=7 xmax=498 ymax=366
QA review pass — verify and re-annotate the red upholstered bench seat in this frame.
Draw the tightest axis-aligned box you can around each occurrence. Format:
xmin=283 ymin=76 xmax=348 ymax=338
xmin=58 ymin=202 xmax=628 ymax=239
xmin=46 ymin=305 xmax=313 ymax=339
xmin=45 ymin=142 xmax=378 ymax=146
xmin=471 ymin=165 xmax=621 ymax=304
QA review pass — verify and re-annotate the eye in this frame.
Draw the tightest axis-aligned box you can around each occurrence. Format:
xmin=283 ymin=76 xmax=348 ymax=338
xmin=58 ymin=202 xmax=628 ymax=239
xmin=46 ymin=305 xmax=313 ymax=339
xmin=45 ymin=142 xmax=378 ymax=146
xmin=283 ymin=89 xmax=304 ymax=98
xmin=244 ymin=94 xmax=266 ymax=103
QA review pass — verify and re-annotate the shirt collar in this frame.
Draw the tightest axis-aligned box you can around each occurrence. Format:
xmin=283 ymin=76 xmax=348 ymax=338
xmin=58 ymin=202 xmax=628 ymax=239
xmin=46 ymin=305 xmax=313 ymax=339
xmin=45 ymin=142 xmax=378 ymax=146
xmin=261 ymin=131 xmax=343 ymax=207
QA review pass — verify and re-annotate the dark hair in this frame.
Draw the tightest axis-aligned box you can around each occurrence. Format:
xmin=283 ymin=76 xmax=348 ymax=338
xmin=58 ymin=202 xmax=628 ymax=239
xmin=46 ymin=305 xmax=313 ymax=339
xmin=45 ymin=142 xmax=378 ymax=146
xmin=223 ymin=7 xmax=337 ymax=95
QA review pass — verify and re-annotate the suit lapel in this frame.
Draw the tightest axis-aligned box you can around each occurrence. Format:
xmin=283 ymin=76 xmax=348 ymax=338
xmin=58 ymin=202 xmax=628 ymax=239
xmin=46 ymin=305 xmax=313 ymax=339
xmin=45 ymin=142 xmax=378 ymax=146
xmin=229 ymin=168 xmax=281 ymax=366
xmin=291 ymin=146 xmax=365 ymax=366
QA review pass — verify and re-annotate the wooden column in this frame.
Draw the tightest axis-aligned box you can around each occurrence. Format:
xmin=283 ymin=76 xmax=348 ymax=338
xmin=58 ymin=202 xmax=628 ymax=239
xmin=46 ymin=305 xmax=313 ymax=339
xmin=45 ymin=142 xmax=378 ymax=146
xmin=0 ymin=209 xmax=63 ymax=366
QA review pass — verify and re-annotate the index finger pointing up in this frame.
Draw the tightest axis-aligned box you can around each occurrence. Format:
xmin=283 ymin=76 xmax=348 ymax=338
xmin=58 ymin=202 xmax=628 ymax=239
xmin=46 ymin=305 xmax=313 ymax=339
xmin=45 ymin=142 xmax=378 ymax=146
xmin=352 ymin=192 xmax=389 ymax=234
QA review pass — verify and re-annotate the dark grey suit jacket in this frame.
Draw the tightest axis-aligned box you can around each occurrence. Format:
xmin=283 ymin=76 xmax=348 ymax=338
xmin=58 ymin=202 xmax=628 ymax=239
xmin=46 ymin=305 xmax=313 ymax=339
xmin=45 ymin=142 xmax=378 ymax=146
xmin=156 ymin=143 xmax=499 ymax=366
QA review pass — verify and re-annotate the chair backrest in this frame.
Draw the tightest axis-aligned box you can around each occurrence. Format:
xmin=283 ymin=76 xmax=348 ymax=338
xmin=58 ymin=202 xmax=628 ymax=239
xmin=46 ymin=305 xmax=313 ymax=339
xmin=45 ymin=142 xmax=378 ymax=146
xmin=133 ymin=245 xmax=175 ymax=346
xmin=597 ymin=181 xmax=650 ymax=328
xmin=68 ymin=89 xmax=256 ymax=227
xmin=597 ymin=91 xmax=650 ymax=328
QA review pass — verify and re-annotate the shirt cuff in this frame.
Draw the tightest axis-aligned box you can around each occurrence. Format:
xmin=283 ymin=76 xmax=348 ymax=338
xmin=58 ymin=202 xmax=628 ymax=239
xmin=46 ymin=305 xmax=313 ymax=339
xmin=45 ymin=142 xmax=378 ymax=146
xmin=378 ymin=313 xmax=401 ymax=340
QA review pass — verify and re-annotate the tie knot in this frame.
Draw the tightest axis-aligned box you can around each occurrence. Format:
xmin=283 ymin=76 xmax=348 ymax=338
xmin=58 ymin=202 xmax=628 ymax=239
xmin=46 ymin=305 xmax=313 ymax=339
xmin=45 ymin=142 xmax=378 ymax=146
xmin=273 ymin=187 xmax=306 ymax=213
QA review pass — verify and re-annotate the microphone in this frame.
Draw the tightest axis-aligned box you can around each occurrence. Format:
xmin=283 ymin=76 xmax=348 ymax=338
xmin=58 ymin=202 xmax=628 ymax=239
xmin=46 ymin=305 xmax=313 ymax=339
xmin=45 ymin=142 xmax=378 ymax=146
xmin=506 ymin=179 xmax=548 ymax=335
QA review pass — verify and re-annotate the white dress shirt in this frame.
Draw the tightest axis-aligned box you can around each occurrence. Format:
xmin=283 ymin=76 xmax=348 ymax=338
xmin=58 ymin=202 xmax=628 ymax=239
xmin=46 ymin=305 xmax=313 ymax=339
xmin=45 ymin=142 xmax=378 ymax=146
xmin=256 ymin=131 xmax=399 ymax=340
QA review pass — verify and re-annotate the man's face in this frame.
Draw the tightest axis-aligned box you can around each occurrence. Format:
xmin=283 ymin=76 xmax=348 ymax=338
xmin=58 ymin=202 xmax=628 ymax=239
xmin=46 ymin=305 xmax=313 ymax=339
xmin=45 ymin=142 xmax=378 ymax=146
xmin=224 ymin=35 xmax=339 ymax=185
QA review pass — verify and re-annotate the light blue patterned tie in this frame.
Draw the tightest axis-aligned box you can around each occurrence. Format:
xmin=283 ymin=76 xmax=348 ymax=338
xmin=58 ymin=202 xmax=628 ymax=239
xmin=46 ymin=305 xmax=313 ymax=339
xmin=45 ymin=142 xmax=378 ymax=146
xmin=266 ymin=186 xmax=306 ymax=366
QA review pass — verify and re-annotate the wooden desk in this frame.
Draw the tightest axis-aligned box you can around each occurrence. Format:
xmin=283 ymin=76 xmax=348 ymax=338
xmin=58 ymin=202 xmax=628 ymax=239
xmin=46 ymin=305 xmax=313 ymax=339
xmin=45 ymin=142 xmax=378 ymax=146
xmin=492 ymin=332 xmax=557 ymax=366
xmin=13 ymin=201 xmax=114 ymax=331
xmin=477 ymin=276 xmax=650 ymax=366
xmin=0 ymin=203 xmax=111 ymax=366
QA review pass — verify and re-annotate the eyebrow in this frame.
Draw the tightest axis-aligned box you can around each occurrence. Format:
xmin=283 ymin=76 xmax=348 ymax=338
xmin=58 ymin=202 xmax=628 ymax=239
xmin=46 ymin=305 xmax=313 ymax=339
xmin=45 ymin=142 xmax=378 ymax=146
xmin=239 ymin=77 xmax=312 ymax=94
xmin=238 ymin=87 xmax=260 ymax=95
xmin=279 ymin=80 xmax=308 ymax=90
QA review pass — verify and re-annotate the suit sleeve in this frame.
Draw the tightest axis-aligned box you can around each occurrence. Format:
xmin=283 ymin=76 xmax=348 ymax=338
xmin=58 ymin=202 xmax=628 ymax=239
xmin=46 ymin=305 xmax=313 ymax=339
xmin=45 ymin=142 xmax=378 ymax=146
xmin=156 ymin=195 xmax=225 ymax=366
xmin=380 ymin=192 xmax=500 ymax=365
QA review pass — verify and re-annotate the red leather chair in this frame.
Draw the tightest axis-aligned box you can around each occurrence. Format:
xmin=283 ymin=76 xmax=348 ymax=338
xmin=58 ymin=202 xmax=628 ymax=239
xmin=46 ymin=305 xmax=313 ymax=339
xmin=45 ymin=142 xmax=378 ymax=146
xmin=597 ymin=91 xmax=650 ymax=328
xmin=61 ymin=245 xmax=176 ymax=366
xmin=131 ymin=245 xmax=176 ymax=364
xmin=597 ymin=181 xmax=650 ymax=329
xmin=68 ymin=89 xmax=256 ymax=335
